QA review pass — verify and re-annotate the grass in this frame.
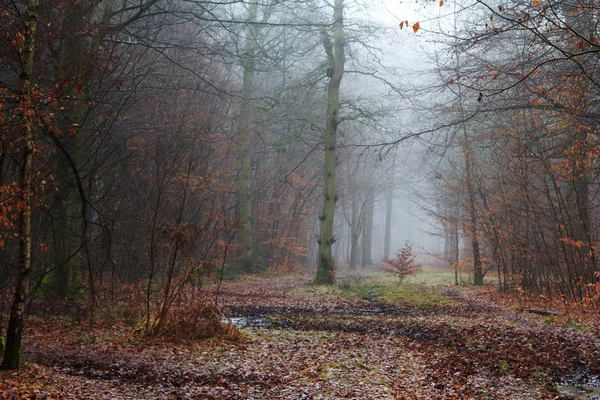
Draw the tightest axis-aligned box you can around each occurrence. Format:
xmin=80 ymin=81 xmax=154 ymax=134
xmin=337 ymin=267 xmax=454 ymax=308
xmin=339 ymin=279 xmax=452 ymax=307
xmin=562 ymin=318 xmax=589 ymax=332
xmin=288 ymin=266 xmax=455 ymax=308
xmin=403 ymin=265 xmax=456 ymax=285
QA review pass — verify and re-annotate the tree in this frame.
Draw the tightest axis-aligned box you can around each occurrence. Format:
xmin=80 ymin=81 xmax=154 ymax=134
xmin=236 ymin=0 xmax=262 ymax=272
xmin=417 ymin=0 xmax=600 ymax=298
xmin=1 ymin=0 xmax=38 ymax=370
xmin=315 ymin=0 xmax=345 ymax=284
xmin=382 ymin=242 xmax=421 ymax=283
xmin=383 ymin=154 xmax=396 ymax=260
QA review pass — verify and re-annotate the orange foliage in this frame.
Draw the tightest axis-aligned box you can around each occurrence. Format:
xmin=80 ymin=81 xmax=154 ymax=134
xmin=382 ymin=243 xmax=421 ymax=283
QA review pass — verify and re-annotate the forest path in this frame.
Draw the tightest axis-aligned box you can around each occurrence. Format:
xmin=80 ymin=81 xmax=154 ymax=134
xmin=3 ymin=268 xmax=600 ymax=399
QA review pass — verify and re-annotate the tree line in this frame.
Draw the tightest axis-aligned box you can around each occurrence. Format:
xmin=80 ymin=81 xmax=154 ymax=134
xmin=426 ymin=0 xmax=600 ymax=300
xmin=0 ymin=0 xmax=405 ymax=369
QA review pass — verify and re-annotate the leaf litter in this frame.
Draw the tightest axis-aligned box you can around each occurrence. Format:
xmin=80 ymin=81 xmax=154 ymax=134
xmin=2 ymin=269 xmax=600 ymax=399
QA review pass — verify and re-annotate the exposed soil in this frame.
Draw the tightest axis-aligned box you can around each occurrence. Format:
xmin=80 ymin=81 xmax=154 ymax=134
xmin=2 ymin=268 xmax=600 ymax=399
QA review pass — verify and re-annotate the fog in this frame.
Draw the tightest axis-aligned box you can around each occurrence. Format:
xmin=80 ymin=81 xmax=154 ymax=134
xmin=2 ymin=0 xmax=596 ymax=293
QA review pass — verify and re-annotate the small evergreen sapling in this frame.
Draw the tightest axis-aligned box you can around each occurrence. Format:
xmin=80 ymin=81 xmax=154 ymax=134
xmin=382 ymin=243 xmax=421 ymax=283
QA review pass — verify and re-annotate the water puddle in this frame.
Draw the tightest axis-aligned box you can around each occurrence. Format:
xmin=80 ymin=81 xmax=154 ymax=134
xmin=559 ymin=372 xmax=600 ymax=399
xmin=222 ymin=306 xmax=410 ymax=330
xmin=223 ymin=315 xmax=272 ymax=329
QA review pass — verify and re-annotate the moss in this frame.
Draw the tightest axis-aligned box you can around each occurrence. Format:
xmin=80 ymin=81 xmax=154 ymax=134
xmin=337 ymin=276 xmax=452 ymax=308
xmin=562 ymin=319 xmax=589 ymax=332
xmin=315 ymin=257 xmax=336 ymax=285
xmin=0 ymin=347 xmax=22 ymax=370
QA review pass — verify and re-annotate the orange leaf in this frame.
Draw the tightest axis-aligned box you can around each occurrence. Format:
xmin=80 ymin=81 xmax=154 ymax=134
xmin=413 ymin=22 xmax=420 ymax=33
xmin=399 ymin=21 xmax=404 ymax=29
xmin=440 ymin=0 xmax=444 ymax=6
xmin=533 ymin=0 xmax=540 ymax=6
xmin=578 ymin=40 xmax=584 ymax=48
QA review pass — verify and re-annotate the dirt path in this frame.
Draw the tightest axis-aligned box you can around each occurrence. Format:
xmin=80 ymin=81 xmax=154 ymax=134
xmin=3 ymin=271 xmax=600 ymax=399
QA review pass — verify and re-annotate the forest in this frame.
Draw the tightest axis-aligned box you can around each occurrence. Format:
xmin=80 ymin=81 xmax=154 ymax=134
xmin=2 ymin=0 xmax=600 ymax=398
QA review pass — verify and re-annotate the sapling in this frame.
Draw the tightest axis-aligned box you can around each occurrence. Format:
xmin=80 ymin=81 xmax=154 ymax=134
xmin=382 ymin=243 xmax=421 ymax=283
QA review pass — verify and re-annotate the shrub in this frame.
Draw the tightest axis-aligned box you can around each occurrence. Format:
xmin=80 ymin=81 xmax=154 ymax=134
xmin=382 ymin=243 xmax=421 ymax=283
xmin=136 ymin=302 xmax=240 ymax=342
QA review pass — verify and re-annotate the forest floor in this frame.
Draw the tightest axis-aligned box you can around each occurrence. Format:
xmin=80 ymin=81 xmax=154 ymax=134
xmin=2 ymin=266 xmax=600 ymax=399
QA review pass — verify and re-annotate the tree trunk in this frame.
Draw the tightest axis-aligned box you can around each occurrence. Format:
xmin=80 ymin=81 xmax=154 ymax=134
xmin=451 ymin=217 xmax=459 ymax=285
xmin=237 ymin=1 xmax=259 ymax=272
xmin=464 ymin=146 xmax=483 ymax=285
xmin=383 ymin=184 xmax=393 ymax=260
xmin=564 ymin=2 xmax=595 ymax=286
xmin=361 ymin=193 xmax=373 ymax=267
xmin=1 ymin=0 xmax=38 ymax=370
xmin=455 ymin=62 xmax=483 ymax=285
xmin=349 ymin=197 xmax=361 ymax=269
xmin=47 ymin=22 xmax=87 ymax=299
xmin=315 ymin=0 xmax=344 ymax=284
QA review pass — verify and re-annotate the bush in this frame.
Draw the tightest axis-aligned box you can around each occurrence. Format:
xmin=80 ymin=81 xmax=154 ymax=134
xmin=136 ymin=302 xmax=240 ymax=342
xmin=382 ymin=243 xmax=421 ymax=283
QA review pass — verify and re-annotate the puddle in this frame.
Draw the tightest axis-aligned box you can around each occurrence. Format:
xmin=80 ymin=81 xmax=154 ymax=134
xmin=223 ymin=315 xmax=272 ymax=329
xmin=559 ymin=372 xmax=600 ymax=399
xmin=222 ymin=306 xmax=411 ymax=331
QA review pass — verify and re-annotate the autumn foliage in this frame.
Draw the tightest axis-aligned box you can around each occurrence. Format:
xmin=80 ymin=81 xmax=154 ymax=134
xmin=382 ymin=243 xmax=421 ymax=283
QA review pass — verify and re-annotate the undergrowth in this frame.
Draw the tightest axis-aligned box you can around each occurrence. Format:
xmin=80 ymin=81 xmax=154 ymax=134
xmin=136 ymin=303 xmax=240 ymax=342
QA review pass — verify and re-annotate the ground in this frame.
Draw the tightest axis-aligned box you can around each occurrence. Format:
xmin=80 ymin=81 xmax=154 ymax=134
xmin=2 ymin=266 xmax=600 ymax=399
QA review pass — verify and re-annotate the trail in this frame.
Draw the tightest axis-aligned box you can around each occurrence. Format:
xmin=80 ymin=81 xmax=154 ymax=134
xmin=3 ymin=270 xmax=600 ymax=399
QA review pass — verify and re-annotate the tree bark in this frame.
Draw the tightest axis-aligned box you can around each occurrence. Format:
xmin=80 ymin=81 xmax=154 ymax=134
xmin=464 ymin=145 xmax=483 ymax=285
xmin=349 ymin=197 xmax=362 ymax=269
xmin=564 ymin=0 xmax=595 ymax=286
xmin=383 ymin=185 xmax=393 ymax=260
xmin=315 ymin=0 xmax=344 ymax=284
xmin=455 ymin=58 xmax=483 ymax=285
xmin=361 ymin=193 xmax=373 ymax=268
xmin=47 ymin=16 xmax=87 ymax=298
xmin=237 ymin=1 xmax=259 ymax=272
xmin=1 ymin=0 xmax=39 ymax=370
